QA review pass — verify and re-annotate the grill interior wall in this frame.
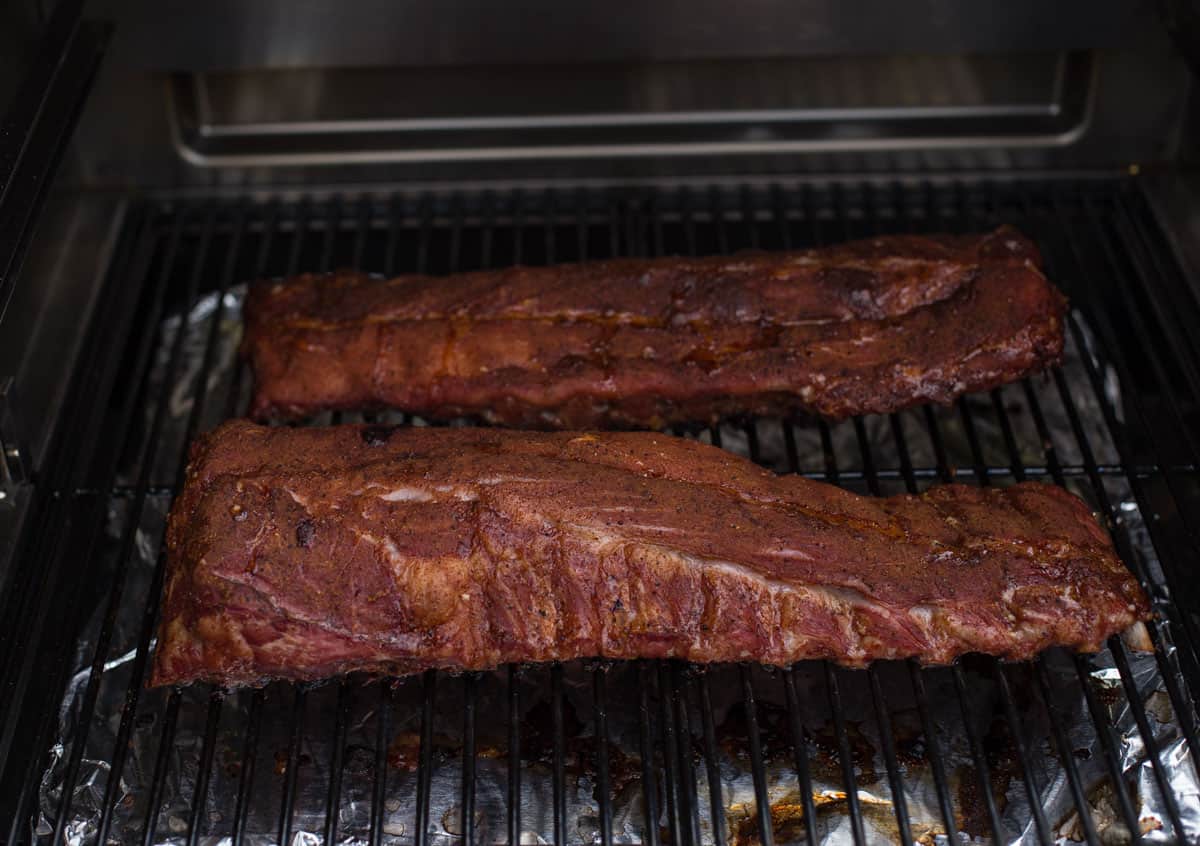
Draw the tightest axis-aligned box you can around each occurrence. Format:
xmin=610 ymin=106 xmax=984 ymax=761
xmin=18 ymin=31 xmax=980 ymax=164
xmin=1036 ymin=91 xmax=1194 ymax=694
xmin=8 ymin=179 xmax=1200 ymax=844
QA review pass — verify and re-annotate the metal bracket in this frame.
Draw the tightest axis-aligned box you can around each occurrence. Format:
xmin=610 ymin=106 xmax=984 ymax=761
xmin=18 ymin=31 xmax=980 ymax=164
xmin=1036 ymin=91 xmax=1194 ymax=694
xmin=0 ymin=378 xmax=32 ymax=502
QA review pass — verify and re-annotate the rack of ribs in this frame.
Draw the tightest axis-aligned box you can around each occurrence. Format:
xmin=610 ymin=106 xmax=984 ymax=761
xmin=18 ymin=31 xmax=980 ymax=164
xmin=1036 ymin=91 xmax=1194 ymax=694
xmin=151 ymin=421 xmax=1148 ymax=687
xmin=242 ymin=226 xmax=1067 ymax=428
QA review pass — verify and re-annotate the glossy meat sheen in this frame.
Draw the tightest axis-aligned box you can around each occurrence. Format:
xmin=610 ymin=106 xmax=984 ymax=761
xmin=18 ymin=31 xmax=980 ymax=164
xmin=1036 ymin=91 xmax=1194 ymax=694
xmin=243 ymin=226 xmax=1067 ymax=427
xmin=151 ymin=421 xmax=1149 ymax=687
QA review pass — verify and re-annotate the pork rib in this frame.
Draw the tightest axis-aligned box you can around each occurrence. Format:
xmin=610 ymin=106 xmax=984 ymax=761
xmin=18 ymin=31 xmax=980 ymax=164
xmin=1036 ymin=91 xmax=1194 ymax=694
xmin=151 ymin=421 xmax=1148 ymax=687
xmin=242 ymin=226 xmax=1067 ymax=427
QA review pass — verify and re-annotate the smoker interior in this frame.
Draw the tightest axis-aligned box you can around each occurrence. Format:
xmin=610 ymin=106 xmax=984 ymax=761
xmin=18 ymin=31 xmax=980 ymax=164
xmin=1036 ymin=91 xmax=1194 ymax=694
xmin=1 ymin=178 xmax=1198 ymax=843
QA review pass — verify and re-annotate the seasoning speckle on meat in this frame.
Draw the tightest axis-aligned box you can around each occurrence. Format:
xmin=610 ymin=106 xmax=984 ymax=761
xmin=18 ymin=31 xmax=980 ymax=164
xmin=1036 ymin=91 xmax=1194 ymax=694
xmin=295 ymin=519 xmax=315 ymax=549
xmin=150 ymin=421 xmax=1149 ymax=688
xmin=242 ymin=226 xmax=1066 ymax=427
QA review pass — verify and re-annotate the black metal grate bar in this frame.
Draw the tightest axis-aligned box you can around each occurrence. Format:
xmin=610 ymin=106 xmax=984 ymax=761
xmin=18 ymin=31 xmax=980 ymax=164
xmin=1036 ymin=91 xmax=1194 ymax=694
xmin=551 ymin=664 xmax=568 ymax=846
xmin=866 ymin=667 xmax=913 ymax=846
xmin=231 ymin=689 xmax=265 ymax=845
xmin=697 ymin=675 xmax=728 ymax=846
xmin=905 ymin=663 xmax=958 ymax=841
xmin=950 ymin=665 xmax=1006 ymax=842
xmin=188 ymin=691 xmax=225 ymax=846
xmin=142 ymin=691 xmax=183 ymax=845
xmin=323 ymin=683 xmax=353 ymax=842
xmin=781 ymin=669 xmax=819 ymax=846
xmin=636 ymin=663 xmax=663 ymax=846
xmin=370 ymin=683 xmax=394 ymax=846
xmin=414 ymin=669 xmax=438 ymax=846
xmin=668 ymin=663 xmax=704 ymax=846
xmin=507 ymin=666 xmax=521 ymax=846
xmin=10 ymin=178 xmax=1200 ymax=846
xmin=739 ymin=667 xmax=776 ymax=846
xmin=277 ymin=686 xmax=308 ymax=841
xmin=595 ymin=666 xmax=615 ymax=846
xmin=824 ymin=664 xmax=868 ymax=845
xmin=462 ymin=674 xmax=479 ymax=846
xmin=655 ymin=664 xmax=683 ymax=846
xmin=991 ymin=666 xmax=1053 ymax=842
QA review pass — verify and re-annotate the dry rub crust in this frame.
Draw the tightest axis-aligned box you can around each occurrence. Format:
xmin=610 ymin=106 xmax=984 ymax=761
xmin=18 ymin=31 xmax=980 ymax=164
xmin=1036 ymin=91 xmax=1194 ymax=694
xmin=242 ymin=226 xmax=1067 ymax=427
xmin=151 ymin=421 xmax=1149 ymax=688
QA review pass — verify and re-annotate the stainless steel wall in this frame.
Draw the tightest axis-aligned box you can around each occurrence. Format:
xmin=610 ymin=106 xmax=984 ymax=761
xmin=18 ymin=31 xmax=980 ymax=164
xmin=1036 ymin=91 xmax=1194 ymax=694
xmin=52 ymin=0 xmax=1194 ymax=188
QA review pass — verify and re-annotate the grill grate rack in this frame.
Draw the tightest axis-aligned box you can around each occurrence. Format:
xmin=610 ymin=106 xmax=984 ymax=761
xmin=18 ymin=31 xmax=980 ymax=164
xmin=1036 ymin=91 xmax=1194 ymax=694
xmin=2 ymin=177 xmax=1199 ymax=844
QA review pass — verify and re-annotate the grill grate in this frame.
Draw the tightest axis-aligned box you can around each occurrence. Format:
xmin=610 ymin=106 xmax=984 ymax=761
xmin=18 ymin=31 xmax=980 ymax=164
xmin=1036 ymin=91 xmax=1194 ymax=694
xmin=3 ymin=178 xmax=1200 ymax=844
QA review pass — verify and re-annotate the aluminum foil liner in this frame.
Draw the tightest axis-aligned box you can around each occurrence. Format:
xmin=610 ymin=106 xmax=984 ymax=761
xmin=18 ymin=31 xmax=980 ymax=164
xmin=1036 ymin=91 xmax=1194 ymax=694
xmin=35 ymin=288 xmax=1199 ymax=845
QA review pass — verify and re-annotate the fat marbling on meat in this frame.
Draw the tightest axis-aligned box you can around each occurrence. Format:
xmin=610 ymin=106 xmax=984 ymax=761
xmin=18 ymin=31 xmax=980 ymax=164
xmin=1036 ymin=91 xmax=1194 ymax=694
xmin=151 ymin=421 xmax=1148 ymax=687
xmin=242 ymin=226 xmax=1067 ymax=427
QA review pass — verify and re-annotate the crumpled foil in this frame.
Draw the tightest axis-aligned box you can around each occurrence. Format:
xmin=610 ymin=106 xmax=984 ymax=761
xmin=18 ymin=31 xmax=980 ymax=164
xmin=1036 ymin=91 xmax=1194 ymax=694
xmin=35 ymin=287 xmax=1200 ymax=845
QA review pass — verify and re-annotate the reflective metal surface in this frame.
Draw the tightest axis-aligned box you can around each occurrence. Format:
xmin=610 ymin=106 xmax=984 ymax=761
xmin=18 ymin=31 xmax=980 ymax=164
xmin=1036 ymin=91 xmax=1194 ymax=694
xmin=90 ymin=0 xmax=1152 ymax=71
xmin=33 ymin=0 xmax=1186 ymax=186
xmin=0 ymin=192 xmax=127 ymax=469
xmin=166 ymin=53 xmax=1096 ymax=168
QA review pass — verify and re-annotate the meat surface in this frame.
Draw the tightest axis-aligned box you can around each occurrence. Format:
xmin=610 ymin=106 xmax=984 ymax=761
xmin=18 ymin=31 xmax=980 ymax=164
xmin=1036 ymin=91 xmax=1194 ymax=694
xmin=243 ymin=226 xmax=1067 ymax=427
xmin=151 ymin=421 xmax=1149 ymax=687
